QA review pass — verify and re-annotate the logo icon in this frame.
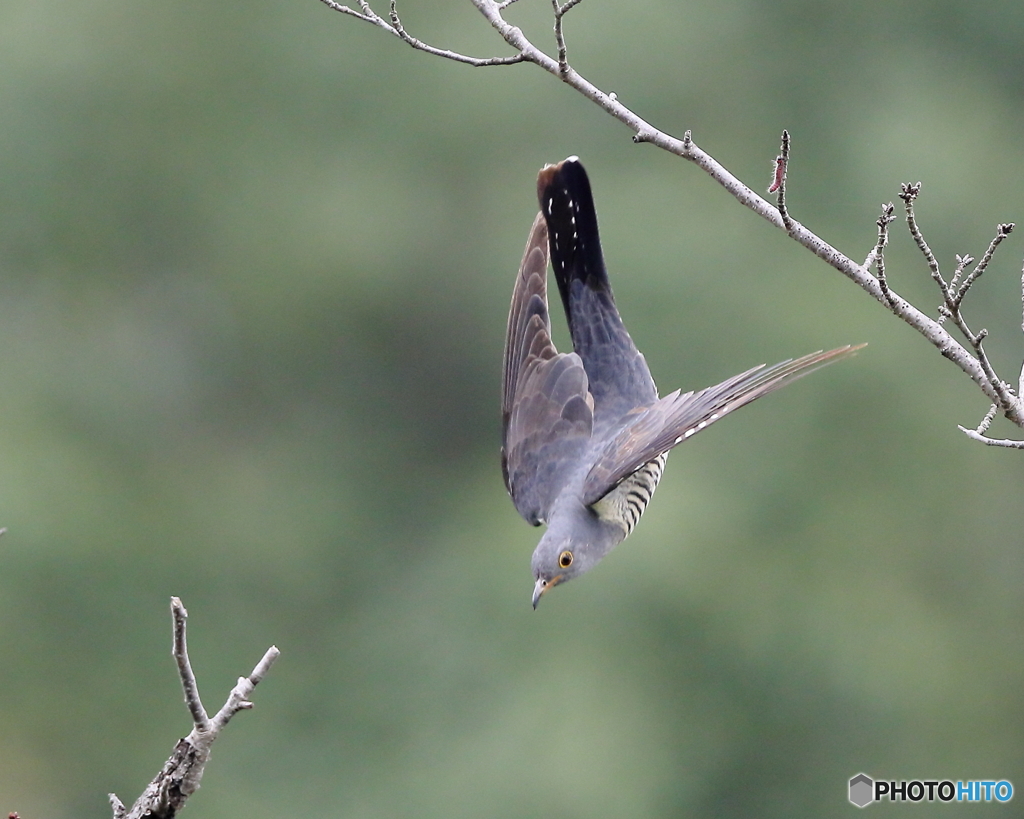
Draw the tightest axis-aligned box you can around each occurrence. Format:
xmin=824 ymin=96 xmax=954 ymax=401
xmin=849 ymin=773 xmax=874 ymax=808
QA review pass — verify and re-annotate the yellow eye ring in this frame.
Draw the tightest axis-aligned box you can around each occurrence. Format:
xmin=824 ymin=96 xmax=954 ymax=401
xmin=558 ymin=550 xmax=574 ymax=568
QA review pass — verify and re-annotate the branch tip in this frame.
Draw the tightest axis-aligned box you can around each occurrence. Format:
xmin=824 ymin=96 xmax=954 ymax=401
xmin=958 ymin=425 xmax=1024 ymax=448
xmin=871 ymin=202 xmax=898 ymax=306
xmin=899 ymin=181 xmax=922 ymax=203
xmin=172 ymin=596 xmax=210 ymax=730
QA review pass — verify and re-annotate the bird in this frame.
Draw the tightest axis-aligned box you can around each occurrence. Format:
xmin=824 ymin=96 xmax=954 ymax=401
xmin=501 ymin=157 xmax=863 ymax=608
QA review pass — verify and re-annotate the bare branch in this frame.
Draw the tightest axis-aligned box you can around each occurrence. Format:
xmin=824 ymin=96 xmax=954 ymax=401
xmin=463 ymin=2 xmax=1024 ymax=425
xmin=208 ymin=644 xmax=280 ymax=732
xmin=958 ymin=423 xmax=1024 ymax=448
xmin=388 ymin=1 xmax=527 ymax=65
xmin=318 ymin=0 xmax=1024 ymax=437
xmin=945 ymin=253 xmax=974 ymax=316
xmin=171 ymin=597 xmax=209 ymax=730
xmin=318 ymin=0 xmax=527 ymax=66
xmin=954 ymin=223 xmax=1014 ymax=309
xmin=870 ymin=203 xmax=898 ymax=307
xmin=109 ymin=598 xmax=280 ymax=819
xmin=317 ymin=0 xmax=391 ymax=28
xmin=552 ymin=0 xmax=584 ymax=75
xmin=899 ymin=183 xmax=946 ymax=294
xmin=901 ymin=213 xmax=1023 ymax=415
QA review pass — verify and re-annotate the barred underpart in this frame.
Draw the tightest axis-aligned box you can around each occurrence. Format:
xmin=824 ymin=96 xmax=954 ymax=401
xmin=590 ymin=451 xmax=669 ymax=535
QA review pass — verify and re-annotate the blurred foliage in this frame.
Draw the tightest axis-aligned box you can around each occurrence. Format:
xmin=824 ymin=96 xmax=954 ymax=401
xmin=2 ymin=0 xmax=1024 ymax=817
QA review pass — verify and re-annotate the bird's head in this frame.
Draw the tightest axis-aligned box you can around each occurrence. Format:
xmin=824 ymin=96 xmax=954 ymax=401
xmin=530 ymin=538 xmax=584 ymax=609
xmin=530 ymin=510 xmax=622 ymax=608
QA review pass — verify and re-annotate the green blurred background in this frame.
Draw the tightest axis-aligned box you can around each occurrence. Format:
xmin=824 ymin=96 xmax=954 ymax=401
xmin=3 ymin=0 xmax=1024 ymax=816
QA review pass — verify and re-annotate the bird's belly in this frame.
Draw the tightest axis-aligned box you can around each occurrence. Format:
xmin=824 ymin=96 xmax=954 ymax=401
xmin=589 ymin=451 xmax=669 ymax=536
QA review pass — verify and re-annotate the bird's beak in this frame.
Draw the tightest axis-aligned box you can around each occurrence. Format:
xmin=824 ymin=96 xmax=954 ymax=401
xmin=532 ymin=575 xmax=562 ymax=609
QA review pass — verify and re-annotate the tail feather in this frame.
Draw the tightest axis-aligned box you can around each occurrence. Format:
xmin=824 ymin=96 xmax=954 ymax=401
xmin=536 ymin=157 xmax=658 ymax=421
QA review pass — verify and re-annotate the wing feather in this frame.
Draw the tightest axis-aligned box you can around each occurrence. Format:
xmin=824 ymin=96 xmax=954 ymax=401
xmin=502 ymin=213 xmax=595 ymax=524
xmin=582 ymin=345 xmax=865 ymax=506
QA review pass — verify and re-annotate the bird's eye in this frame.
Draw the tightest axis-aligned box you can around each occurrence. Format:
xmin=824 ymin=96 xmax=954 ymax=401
xmin=558 ymin=550 xmax=574 ymax=568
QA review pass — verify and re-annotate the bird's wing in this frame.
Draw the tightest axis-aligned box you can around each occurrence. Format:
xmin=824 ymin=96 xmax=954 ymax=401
xmin=503 ymin=212 xmax=595 ymax=525
xmin=537 ymin=158 xmax=658 ymax=423
xmin=582 ymin=346 xmax=864 ymax=506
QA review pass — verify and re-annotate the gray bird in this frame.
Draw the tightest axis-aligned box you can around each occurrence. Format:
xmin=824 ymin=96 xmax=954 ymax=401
xmin=502 ymin=157 xmax=863 ymax=608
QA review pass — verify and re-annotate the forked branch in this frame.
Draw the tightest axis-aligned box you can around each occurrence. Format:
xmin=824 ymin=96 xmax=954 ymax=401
xmin=881 ymin=184 xmax=1024 ymax=445
xmin=109 ymin=598 xmax=280 ymax=819
xmin=316 ymin=0 xmax=526 ymax=65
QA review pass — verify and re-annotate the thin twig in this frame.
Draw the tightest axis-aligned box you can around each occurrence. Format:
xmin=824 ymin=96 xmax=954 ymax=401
xmin=948 ymin=253 xmax=973 ymax=297
xmin=317 ymin=0 xmax=389 ymax=27
xmin=970 ymin=330 xmax=1014 ymax=409
xmin=172 ymin=597 xmax=209 ymax=730
xmin=552 ymin=0 xmax=584 ymax=76
xmin=954 ymin=223 xmax=1014 ymax=308
xmin=899 ymin=183 xmax=946 ymax=293
xmin=209 ymin=644 xmax=280 ymax=732
xmin=975 ymin=403 xmax=998 ymax=436
xmin=772 ymin=130 xmax=792 ymax=231
xmin=909 ymin=217 xmax=1022 ymax=413
xmin=958 ymin=425 xmax=1024 ymax=448
xmin=390 ymin=0 xmax=527 ymax=66
xmin=871 ymin=203 xmax=897 ymax=307
xmin=319 ymin=0 xmax=528 ymax=66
